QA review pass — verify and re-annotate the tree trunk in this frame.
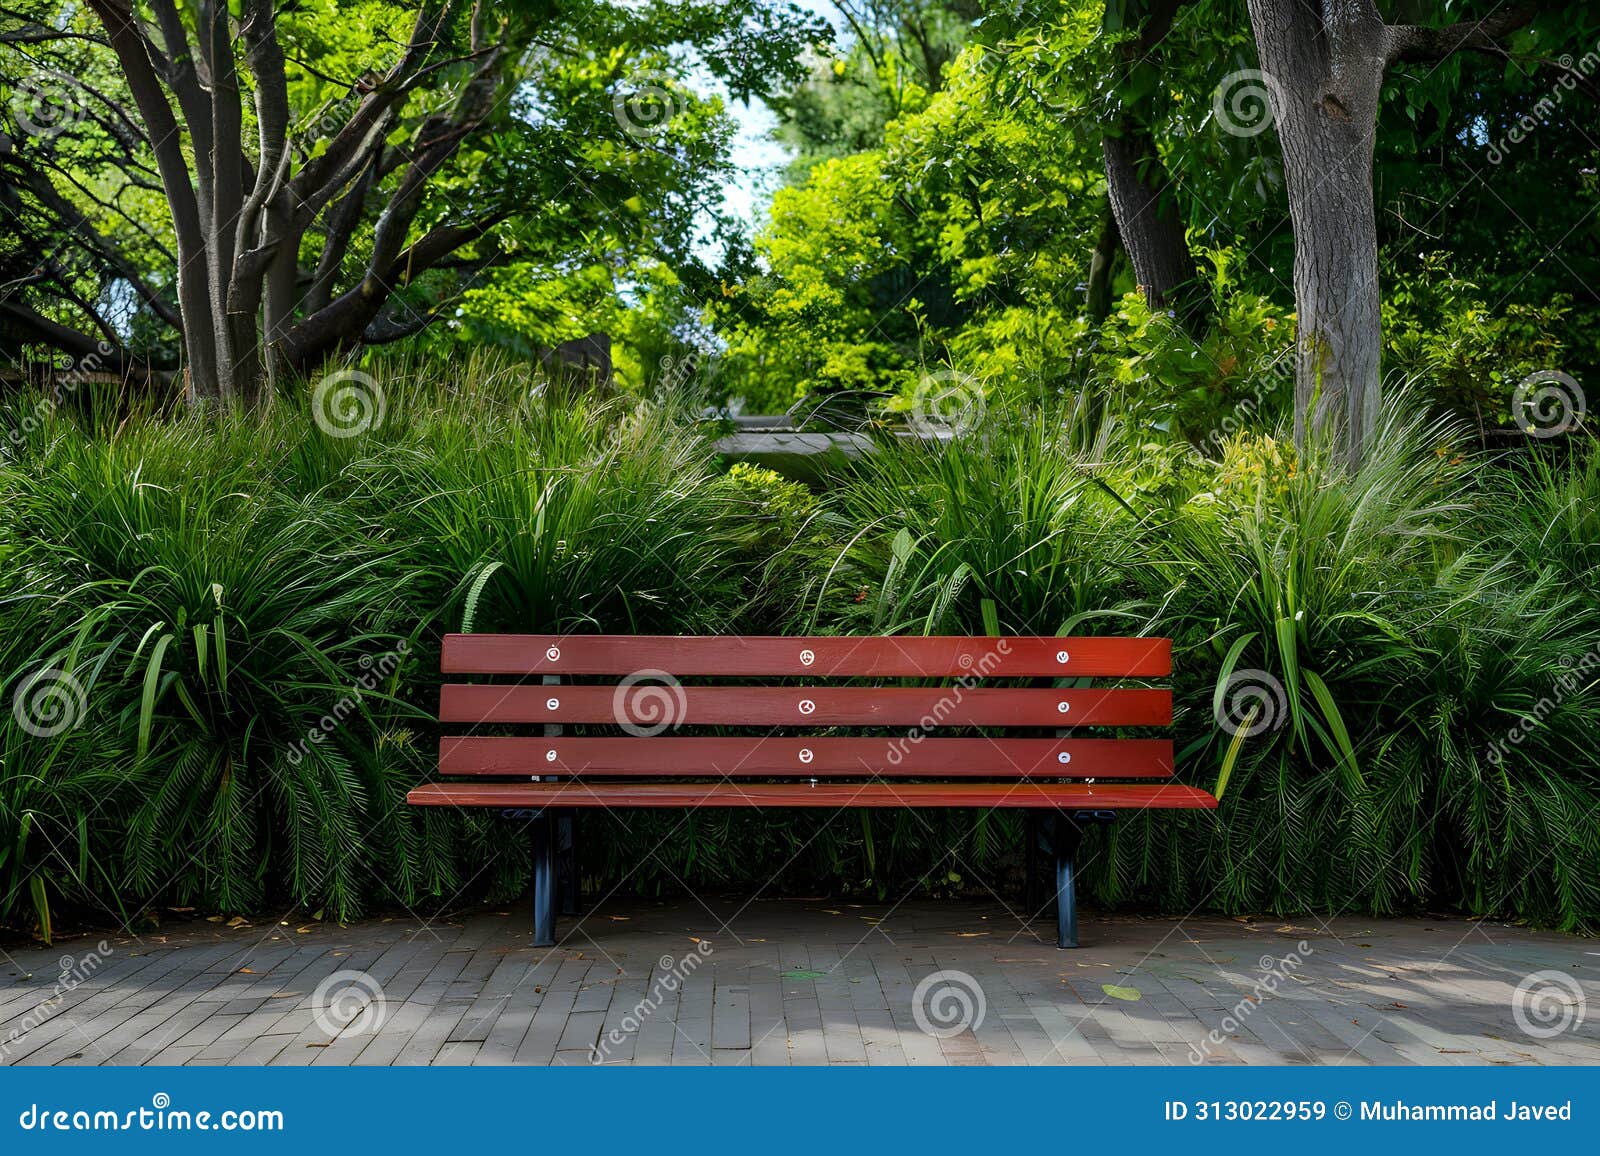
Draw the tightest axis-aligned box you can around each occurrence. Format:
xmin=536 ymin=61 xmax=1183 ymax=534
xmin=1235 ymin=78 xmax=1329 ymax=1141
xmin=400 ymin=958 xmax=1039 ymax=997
xmin=88 ymin=0 xmax=223 ymax=403
xmin=1098 ymin=0 xmax=1207 ymax=336
xmin=1279 ymin=113 xmax=1382 ymax=467
xmin=1246 ymin=0 xmax=1388 ymax=468
xmin=1102 ymin=128 xmax=1205 ymax=332
xmin=1085 ymin=209 xmax=1119 ymax=324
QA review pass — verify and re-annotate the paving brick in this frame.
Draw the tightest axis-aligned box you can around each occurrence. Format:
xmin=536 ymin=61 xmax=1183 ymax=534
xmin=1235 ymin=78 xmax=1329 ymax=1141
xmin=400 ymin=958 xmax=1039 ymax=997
xmin=4 ymin=901 xmax=1595 ymax=1067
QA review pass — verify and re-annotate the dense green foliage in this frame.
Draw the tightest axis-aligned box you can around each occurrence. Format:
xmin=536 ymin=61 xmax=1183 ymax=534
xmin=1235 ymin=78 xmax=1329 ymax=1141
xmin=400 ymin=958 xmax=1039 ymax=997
xmin=2 ymin=1 xmax=1597 ymax=945
xmin=3 ymin=368 xmax=1596 ymax=939
xmin=0 ymin=0 xmax=828 ymax=377
xmin=712 ymin=1 xmax=1598 ymax=435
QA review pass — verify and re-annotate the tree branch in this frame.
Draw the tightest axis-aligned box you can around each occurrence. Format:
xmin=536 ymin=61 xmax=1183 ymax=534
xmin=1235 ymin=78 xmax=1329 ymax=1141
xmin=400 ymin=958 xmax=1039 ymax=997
xmin=1 ymin=300 xmax=114 ymax=360
xmin=86 ymin=0 xmax=218 ymax=392
xmin=1386 ymin=5 xmax=1540 ymax=65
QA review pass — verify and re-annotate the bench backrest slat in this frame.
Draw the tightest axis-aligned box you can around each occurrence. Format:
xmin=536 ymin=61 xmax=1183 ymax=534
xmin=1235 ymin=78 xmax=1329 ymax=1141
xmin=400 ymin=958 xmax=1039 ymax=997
xmin=441 ymin=634 xmax=1171 ymax=678
xmin=440 ymin=736 xmax=1174 ymax=778
xmin=440 ymin=684 xmax=1172 ymax=727
xmin=434 ymin=634 xmax=1175 ymax=785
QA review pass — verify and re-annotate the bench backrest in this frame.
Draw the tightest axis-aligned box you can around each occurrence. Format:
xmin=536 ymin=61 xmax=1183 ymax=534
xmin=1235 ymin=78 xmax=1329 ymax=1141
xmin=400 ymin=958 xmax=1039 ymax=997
xmin=437 ymin=634 xmax=1173 ymax=782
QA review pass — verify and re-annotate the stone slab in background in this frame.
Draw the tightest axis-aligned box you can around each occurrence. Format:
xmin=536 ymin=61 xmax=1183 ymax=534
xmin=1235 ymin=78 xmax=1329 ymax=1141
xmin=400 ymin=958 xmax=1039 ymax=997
xmin=713 ymin=426 xmax=876 ymax=486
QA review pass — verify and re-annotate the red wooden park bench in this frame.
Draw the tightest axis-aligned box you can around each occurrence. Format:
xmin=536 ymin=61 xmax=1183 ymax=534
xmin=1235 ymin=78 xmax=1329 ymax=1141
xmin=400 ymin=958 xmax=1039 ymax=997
xmin=407 ymin=634 xmax=1216 ymax=948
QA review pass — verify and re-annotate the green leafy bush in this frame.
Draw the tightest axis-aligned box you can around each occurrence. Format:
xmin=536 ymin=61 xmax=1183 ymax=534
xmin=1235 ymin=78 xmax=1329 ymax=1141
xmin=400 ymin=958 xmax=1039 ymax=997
xmin=0 ymin=361 xmax=759 ymax=936
xmin=2 ymin=365 xmax=1596 ymax=938
xmin=1384 ymin=253 xmax=1576 ymax=433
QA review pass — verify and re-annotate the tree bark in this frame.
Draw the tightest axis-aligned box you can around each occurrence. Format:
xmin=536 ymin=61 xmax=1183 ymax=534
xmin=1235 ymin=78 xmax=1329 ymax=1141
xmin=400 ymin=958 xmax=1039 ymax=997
xmin=87 ymin=0 xmax=220 ymax=402
xmin=1100 ymin=0 xmax=1206 ymax=336
xmin=1245 ymin=1 xmax=1385 ymax=467
xmin=1244 ymin=0 xmax=1537 ymax=468
xmin=1085 ymin=209 xmax=1119 ymax=324
xmin=1102 ymin=127 xmax=1205 ymax=332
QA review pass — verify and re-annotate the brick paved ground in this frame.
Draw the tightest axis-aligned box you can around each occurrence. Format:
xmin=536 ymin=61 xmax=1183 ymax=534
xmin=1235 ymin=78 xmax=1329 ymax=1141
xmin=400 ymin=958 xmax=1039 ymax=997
xmin=2 ymin=898 xmax=1595 ymax=1065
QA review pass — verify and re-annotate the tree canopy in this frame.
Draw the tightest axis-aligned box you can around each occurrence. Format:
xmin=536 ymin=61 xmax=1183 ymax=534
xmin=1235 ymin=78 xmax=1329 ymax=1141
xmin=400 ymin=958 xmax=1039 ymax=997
xmin=0 ymin=0 xmax=827 ymax=397
xmin=716 ymin=0 xmax=1599 ymax=448
xmin=3 ymin=0 xmax=1596 ymax=454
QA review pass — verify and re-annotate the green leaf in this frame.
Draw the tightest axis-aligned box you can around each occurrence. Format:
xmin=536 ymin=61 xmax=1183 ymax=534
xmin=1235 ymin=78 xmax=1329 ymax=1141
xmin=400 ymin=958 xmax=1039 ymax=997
xmin=1213 ymin=703 xmax=1256 ymax=801
xmin=30 ymin=876 xmax=51 ymax=944
xmin=137 ymin=633 xmax=174 ymax=760
xmin=192 ymin=623 xmax=209 ymax=689
xmin=980 ymin=596 xmax=1000 ymax=637
xmin=1212 ymin=631 xmax=1258 ymax=727
xmin=1303 ymin=668 xmax=1361 ymax=788
xmin=213 ymin=613 xmax=229 ymax=702
xmin=461 ymin=559 xmax=505 ymax=634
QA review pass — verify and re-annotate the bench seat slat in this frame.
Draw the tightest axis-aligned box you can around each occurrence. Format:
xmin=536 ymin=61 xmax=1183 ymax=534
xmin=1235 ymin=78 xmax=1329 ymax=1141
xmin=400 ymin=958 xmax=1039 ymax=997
xmin=407 ymin=781 xmax=1217 ymax=809
xmin=439 ymin=736 xmax=1174 ymax=778
xmin=442 ymin=634 xmax=1172 ymax=678
xmin=440 ymin=685 xmax=1172 ymax=727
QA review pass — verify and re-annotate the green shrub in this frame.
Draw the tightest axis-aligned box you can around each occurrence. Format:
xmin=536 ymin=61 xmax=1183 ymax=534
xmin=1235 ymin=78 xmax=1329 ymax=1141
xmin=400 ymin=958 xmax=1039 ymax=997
xmin=1384 ymin=253 xmax=1576 ymax=433
xmin=2 ymin=362 xmax=1595 ymax=937
xmin=0 ymin=363 xmax=762 ymax=935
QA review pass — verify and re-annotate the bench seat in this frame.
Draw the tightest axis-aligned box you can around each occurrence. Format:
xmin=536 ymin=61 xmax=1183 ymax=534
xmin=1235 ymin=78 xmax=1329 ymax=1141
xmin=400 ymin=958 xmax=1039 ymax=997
xmin=408 ymin=781 xmax=1220 ymax=809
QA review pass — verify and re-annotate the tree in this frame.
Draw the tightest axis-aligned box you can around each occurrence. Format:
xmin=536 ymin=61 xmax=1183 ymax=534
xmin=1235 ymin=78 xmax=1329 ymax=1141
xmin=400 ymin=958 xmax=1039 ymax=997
xmin=1241 ymin=0 xmax=1540 ymax=465
xmin=768 ymin=0 xmax=980 ymax=178
xmin=1001 ymin=0 xmax=1588 ymax=462
xmin=716 ymin=35 xmax=1153 ymax=410
xmin=1100 ymin=0 xmax=1206 ymax=334
xmin=0 ymin=0 xmax=826 ymax=402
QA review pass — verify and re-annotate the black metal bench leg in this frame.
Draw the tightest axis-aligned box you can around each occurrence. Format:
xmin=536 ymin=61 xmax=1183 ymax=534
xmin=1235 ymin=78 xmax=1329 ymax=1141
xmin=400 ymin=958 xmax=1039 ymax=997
xmin=531 ymin=810 xmax=556 ymax=947
xmin=1054 ymin=819 xmax=1083 ymax=949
